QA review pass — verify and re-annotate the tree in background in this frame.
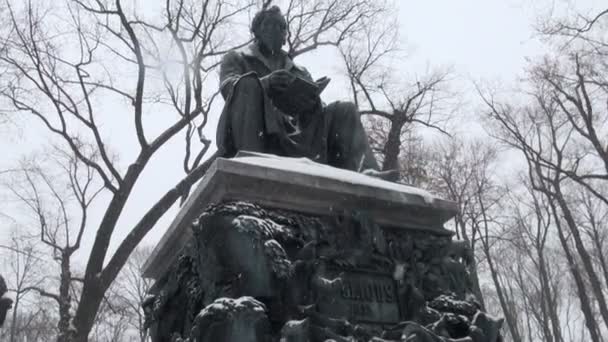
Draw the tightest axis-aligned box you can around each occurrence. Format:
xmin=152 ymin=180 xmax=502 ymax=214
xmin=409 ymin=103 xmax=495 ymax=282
xmin=336 ymin=2 xmax=608 ymax=340
xmin=106 ymin=246 xmax=153 ymax=342
xmin=3 ymin=148 xmax=102 ymax=342
xmin=0 ymin=0 xmax=393 ymax=340
xmin=0 ymin=304 xmax=57 ymax=342
xmin=339 ymin=16 xmax=457 ymax=173
xmin=0 ymin=233 xmax=52 ymax=342
xmin=478 ymin=5 xmax=608 ymax=339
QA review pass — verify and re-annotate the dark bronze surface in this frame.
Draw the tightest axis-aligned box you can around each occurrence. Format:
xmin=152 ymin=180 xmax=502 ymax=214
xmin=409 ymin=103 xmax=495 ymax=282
xmin=143 ymin=201 xmax=503 ymax=342
xmin=318 ymin=269 xmax=400 ymax=324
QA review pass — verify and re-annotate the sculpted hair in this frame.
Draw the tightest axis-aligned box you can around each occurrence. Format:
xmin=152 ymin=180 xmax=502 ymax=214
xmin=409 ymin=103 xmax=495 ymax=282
xmin=251 ymin=5 xmax=283 ymax=36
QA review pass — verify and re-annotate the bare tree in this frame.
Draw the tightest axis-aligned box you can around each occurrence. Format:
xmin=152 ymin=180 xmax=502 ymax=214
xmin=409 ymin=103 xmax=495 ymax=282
xmin=0 ymin=233 xmax=45 ymax=342
xmin=481 ymin=14 xmax=608 ymax=334
xmin=0 ymin=1 xmax=394 ymax=340
xmin=339 ymin=17 xmax=456 ymax=173
xmin=494 ymin=183 xmax=568 ymax=342
xmin=392 ymin=131 xmax=433 ymax=187
xmin=5 ymin=148 xmax=103 ymax=342
xmin=539 ymin=5 xmax=608 ymax=53
xmin=479 ymin=62 xmax=608 ymax=340
xmin=89 ymin=300 xmax=130 ymax=342
xmin=282 ymin=0 xmax=387 ymax=58
xmin=576 ymin=186 xmax=608 ymax=290
xmin=422 ymin=139 xmax=502 ymax=324
xmin=108 ymin=246 xmax=154 ymax=342
xmin=484 ymin=25 xmax=608 ymax=339
xmin=0 ymin=304 xmax=58 ymax=342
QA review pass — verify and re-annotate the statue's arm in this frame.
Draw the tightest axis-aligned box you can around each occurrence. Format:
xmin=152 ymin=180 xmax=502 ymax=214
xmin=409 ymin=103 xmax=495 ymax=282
xmin=219 ymin=51 xmax=246 ymax=99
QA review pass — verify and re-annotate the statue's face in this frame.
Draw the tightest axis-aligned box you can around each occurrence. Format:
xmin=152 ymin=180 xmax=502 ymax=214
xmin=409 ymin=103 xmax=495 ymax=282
xmin=256 ymin=12 xmax=287 ymax=54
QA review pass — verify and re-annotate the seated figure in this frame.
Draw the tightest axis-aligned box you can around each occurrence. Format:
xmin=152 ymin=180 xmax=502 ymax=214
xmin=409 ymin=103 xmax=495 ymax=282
xmin=217 ymin=6 xmax=395 ymax=178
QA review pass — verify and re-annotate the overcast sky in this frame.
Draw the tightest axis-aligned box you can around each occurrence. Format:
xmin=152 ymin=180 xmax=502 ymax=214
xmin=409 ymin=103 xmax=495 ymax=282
xmin=0 ymin=0 xmax=603 ymax=268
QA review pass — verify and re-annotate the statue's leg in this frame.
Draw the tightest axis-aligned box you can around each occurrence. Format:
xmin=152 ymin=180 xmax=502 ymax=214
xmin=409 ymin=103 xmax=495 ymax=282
xmin=228 ymin=76 xmax=267 ymax=153
xmin=325 ymin=101 xmax=379 ymax=171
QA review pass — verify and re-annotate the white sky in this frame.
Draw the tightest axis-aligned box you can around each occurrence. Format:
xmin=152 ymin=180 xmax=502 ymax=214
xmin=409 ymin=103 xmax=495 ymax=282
xmin=0 ymin=0 xmax=603 ymax=273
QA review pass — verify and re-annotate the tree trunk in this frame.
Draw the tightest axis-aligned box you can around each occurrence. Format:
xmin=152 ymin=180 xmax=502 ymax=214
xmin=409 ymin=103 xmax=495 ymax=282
xmin=73 ymin=162 xmax=147 ymax=341
xmin=9 ymin=295 xmax=19 ymax=342
xmin=513 ymin=261 xmax=552 ymax=341
xmin=57 ymin=253 xmax=74 ymax=342
xmin=381 ymin=119 xmax=403 ymax=172
xmin=73 ymin=289 xmax=104 ymax=342
xmin=537 ymin=250 xmax=564 ymax=342
xmin=484 ymin=245 xmax=523 ymax=342
xmin=553 ymin=183 xmax=608 ymax=329
xmin=591 ymin=228 xmax=608 ymax=293
xmin=469 ymin=196 xmax=488 ymax=310
xmin=467 ymin=259 xmax=486 ymax=310
xmin=548 ymin=197 xmax=602 ymax=342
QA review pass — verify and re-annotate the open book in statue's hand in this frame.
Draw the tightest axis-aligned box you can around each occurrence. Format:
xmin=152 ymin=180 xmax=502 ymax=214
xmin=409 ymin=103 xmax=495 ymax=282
xmin=284 ymin=76 xmax=330 ymax=97
xmin=270 ymin=76 xmax=331 ymax=115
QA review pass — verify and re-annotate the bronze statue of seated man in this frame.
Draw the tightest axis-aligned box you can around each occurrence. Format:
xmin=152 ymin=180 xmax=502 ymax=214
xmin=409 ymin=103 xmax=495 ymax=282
xmin=217 ymin=6 xmax=397 ymax=180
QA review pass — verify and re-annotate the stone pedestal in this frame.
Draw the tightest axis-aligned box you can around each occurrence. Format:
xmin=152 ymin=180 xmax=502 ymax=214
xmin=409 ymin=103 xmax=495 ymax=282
xmin=0 ymin=275 xmax=11 ymax=328
xmin=142 ymin=153 xmax=502 ymax=342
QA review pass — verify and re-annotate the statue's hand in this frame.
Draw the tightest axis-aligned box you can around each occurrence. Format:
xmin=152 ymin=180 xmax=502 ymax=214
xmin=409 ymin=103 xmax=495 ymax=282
xmin=264 ymin=69 xmax=320 ymax=114
xmin=269 ymin=86 xmax=320 ymax=115
xmin=263 ymin=69 xmax=295 ymax=92
xmin=271 ymin=91 xmax=319 ymax=115
xmin=291 ymin=92 xmax=319 ymax=114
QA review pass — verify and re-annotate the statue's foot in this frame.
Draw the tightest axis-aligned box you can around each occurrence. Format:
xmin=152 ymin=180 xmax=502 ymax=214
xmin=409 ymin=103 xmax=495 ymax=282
xmin=362 ymin=169 xmax=400 ymax=182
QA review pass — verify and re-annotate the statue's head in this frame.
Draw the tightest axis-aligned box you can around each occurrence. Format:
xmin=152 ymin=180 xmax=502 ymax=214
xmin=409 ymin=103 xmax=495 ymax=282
xmin=251 ymin=6 xmax=287 ymax=54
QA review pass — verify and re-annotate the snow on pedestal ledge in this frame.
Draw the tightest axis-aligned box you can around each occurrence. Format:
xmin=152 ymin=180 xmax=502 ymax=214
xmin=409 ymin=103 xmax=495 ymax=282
xmin=142 ymin=152 xmax=457 ymax=279
xmin=233 ymin=153 xmax=437 ymax=204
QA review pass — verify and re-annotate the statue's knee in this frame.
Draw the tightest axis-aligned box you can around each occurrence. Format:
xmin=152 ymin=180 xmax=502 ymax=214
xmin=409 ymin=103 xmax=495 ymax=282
xmin=340 ymin=101 xmax=359 ymax=114
xmin=234 ymin=76 xmax=263 ymax=96
xmin=327 ymin=101 xmax=359 ymax=121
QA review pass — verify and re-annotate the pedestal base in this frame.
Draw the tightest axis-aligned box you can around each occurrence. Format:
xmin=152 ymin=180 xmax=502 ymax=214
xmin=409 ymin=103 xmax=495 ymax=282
xmin=143 ymin=201 xmax=502 ymax=342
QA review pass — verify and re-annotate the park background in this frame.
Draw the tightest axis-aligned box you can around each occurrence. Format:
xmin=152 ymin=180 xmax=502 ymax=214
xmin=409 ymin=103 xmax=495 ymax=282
xmin=0 ymin=0 xmax=607 ymax=341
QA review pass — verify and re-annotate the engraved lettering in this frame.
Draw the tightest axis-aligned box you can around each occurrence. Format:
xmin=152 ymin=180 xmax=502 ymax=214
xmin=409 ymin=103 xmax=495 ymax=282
xmin=363 ymin=283 xmax=372 ymax=301
xmin=374 ymin=283 xmax=383 ymax=302
xmin=353 ymin=281 xmax=361 ymax=300
xmin=384 ymin=284 xmax=395 ymax=302
xmin=318 ymin=270 xmax=400 ymax=324
xmin=339 ymin=278 xmax=397 ymax=303
xmin=341 ymin=281 xmax=352 ymax=299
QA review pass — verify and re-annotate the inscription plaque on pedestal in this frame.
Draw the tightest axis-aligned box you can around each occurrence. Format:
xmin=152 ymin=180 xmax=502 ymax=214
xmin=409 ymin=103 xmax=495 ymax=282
xmin=317 ymin=270 xmax=400 ymax=325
